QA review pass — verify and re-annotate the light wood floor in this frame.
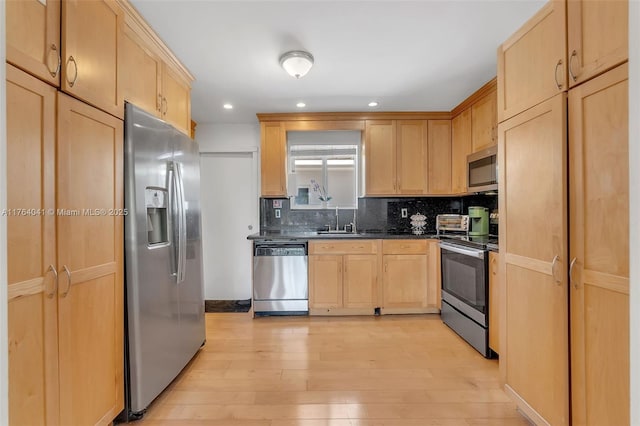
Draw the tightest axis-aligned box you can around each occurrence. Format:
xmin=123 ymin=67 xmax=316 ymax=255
xmin=139 ymin=313 xmax=530 ymax=426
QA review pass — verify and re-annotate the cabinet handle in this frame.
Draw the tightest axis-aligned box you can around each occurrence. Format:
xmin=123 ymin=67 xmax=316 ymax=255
xmin=551 ymin=255 xmax=561 ymax=285
xmin=48 ymin=44 xmax=61 ymax=78
xmin=157 ymin=94 xmax=163 ymax=112
xmin=569 ymin=50 xmax=578 ymax=82
xmin=61 ymin=265 xmax=72 ymax=297
xmin=162 ymin=97 xmax=168 ymax=115
xmin=66 ymin=56 xmax=78 ymax=87
xmin=569 ymin=257 xmax=578 ymax=289
xmin=384 ymin=263 xmax=388 ymax=273
xmin=554 ymin=59 xmax=563 ymax=90
xmin=46 ymin=264 xmax=58 ymax=298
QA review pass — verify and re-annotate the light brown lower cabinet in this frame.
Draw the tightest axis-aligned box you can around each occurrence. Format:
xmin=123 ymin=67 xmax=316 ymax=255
xmin=309 ymin=240 xmax=378 ymax=315
xmin=568 ymin=62 xmax=629 ymax=426
xmin=488 ymin=251 xmax=499 ymax=354
xmin=498 ymin=93 xmax=569 ymax=426
xmin=499 ymin=63 xmax=630 ymax=426
xmin=7 ymin=64 xmax=124 ymax=425
xmin=381 ymin=240 xmax=439 ymax=314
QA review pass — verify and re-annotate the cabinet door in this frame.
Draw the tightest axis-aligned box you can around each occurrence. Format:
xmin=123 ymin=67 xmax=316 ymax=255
xmin=497 ymin=0 xmax=567 ymax=123
xmin=488 ymin=251 xmax=500 ymax=354
xmin=451 ymin=109 xmax=472 ymax=194
xmin=498 ymin=94 xmax=568 ymax=426
xmin=396 ymin=120 xmax=426 ymax=194
xmin=567 ymin=0 xmax=627 ymax=87
xmin=427 ymin=120 xmax=452 ymax=194
xmin=57 ymin=94 xmax=124 ymax=425
xmin=568 ymin=63 xmax=628 ymax=426
xmin=6 ymin=0 xmax=61 ymax=86
xmin=120 ymin=24 xmax=162 ymax=118
xmin=260 ymin=122 xmax=286 ymax=197
xmin=309 ymin=255 xmax=343 ymax=309
xmin=343 ymin=255 xmax=378 ymax=309
xmin=62 ymin=0 xmax=124 ymax=118
xmin=471 ymin=91 xmax=497 ymax=153
xmin=162 ymin=64 xmax=192 ymax=135
xmin=382 ymin=255 xmax=428 ymax=308
xmin=6 ymin=64 xmax=59 ymax=426
xmin=365 ymin=120 xmax=396 ymax=195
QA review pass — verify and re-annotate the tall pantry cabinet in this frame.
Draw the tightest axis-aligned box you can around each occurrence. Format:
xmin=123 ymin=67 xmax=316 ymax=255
xmin=497 ymin=0 xmax=629 ymax=425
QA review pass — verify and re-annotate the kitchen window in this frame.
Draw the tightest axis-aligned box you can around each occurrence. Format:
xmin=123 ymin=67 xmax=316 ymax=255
xmin=287 ymin=131 xmax=361 ymax=209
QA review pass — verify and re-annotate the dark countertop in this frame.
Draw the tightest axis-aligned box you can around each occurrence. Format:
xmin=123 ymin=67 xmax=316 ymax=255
xmin=247 ymin=231 xmax=499 ymax=252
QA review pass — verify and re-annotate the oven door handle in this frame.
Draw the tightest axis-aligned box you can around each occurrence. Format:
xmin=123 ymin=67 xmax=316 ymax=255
xmin=439 ymin=242 xmax=485 ymax=259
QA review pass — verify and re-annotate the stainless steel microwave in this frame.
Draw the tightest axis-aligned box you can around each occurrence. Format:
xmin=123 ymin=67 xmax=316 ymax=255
xmin=467 ymin=145 xmax=497 ymax=192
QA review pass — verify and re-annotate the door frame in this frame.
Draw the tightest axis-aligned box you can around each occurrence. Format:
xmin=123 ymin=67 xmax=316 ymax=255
xmin=1 ymin=2 xmax=9 ymax=422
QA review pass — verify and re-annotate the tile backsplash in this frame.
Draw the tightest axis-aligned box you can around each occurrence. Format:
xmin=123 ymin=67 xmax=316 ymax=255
xmin=261 ymin=195 xmax=498 ymax=234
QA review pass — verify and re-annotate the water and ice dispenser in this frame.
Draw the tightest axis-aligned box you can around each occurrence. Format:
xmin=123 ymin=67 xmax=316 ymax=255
xmin=146 ymin=188 xmax=168 ymax=245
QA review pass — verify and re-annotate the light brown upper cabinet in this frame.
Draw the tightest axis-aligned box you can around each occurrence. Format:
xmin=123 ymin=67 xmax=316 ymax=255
xmin=427 ymin=120 xmax=452 ymax=194
xmin=365 ymin=120 xmax=428 ymax=196
xmin=365 ymin=120 xmax=397 ymax=195
xmin=396 ymin=120 xmax=428 ymax=194
xmin=497 ymin=0 xmax=567 ymax=123
xmin=119 ymin=6 xmax=194 ymax=136
xmin=261 ymin=122 xmax=287 ymax=197
xmin=471 ymin=90 xmax=497 ymax=153
xmin=498 ymin=94 xmax=569 ymax=426
xmin=6 ymin=0 xmax=61 ymax=86
xmin=120 ymin=23 xmax=163 ymax=118
xmin=567 ymin=0 xmax=628 ymax=87
xmin=451 ymin=109 xmax=472 ymax=194
xmin=162 ymin=64 xmax=192 ymax=135
xmin=62 ymin=0 xmax=124 ymax=118
xmin=568 ymin=63 xmax=629 ymax=426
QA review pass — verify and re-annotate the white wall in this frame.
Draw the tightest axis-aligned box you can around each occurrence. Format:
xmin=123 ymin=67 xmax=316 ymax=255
xmin=629 ymin=1 xmax=639 ymax=423
xmin=0 ymin=1 xmax=9 ymax=422
xmin=197 ymin=123 xmax=260 ymax=151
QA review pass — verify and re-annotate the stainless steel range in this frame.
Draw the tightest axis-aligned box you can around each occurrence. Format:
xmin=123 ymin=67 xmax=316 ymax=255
xmin=437 ymin=215 xmax=496 ymax=358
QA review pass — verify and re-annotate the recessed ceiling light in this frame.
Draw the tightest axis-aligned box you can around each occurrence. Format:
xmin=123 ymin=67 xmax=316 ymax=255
xmin=368 ymin=101 xmax=379 ymax=107
xmin=223 ymin=103 xmax=233 ymax=110
xmin=296 ymin=102 xmax=306 ymax=108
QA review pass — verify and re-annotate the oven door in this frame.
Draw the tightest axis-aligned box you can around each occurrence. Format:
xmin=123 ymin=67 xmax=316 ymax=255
xmin=440 ymin=242 xmax=488 ymax=326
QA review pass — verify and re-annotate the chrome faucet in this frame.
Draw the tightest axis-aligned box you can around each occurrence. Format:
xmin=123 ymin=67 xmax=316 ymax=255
xmin=335 ymin=207 xmax=339 ymax=231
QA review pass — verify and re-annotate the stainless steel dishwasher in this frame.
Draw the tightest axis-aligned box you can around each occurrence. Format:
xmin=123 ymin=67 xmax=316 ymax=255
xmin=253 ymin=241 xmax=308 ymax=315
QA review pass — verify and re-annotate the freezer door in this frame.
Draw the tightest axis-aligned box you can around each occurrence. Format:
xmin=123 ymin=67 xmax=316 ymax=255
xmin=124 ymin=104 xmax=202 ymax=413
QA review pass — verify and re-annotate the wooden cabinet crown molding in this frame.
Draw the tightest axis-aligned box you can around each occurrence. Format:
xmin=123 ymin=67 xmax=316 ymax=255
xmin=451 ymin=78 xmax=497 ymax=118
xmin=257 ymin=111 xmax=451 ymax=122
xmin=116 ymin=0 xmax=194 ymax=84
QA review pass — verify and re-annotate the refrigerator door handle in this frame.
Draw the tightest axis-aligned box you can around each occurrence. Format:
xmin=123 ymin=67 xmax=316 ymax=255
xmin=175 ymin=161 xmax=187 ymax=283
xmin=168 ymin=162 xmax=179 ymax=279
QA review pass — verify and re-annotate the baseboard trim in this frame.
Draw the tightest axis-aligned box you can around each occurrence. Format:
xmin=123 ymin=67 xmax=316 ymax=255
xmin=205 ymin=299 xmax=252 ymax=313
xmin=504 ymin=384 xmax=550 ymax=426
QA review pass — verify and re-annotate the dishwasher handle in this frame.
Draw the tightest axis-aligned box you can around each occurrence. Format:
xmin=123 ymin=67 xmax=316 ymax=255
xmin=254 ymin=242 xmax=307 ymax=256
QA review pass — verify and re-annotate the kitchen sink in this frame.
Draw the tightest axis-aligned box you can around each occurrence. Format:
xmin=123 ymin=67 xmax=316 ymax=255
xmin=317 ymin=230 xmax=351 ymax=234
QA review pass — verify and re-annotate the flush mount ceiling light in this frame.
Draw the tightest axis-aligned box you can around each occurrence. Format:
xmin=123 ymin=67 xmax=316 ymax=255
xmin=223 ymin=103 xmax=233 ymax=109
xmin=279 ymin=50 xmax=314 ymax=79
xmin=368 ymin=101 xmax=379 ymax=107
xmin=296 ymin=102 xmax=306 ymax=108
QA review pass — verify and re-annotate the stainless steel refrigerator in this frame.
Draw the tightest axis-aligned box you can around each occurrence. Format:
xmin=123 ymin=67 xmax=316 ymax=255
xmin=122 ymin=103 xmax=206 ymax=419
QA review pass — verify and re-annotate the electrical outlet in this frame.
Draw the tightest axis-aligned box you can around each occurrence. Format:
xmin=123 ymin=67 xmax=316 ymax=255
xmin=275 ymin=209 xmax=281 ymax=219
xmin=401 ymin=208 xmax=408 ymax=218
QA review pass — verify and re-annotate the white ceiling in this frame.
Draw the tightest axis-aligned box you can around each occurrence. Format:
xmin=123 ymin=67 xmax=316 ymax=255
xmin=130 ymin=0 xmax=545 ymax=124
